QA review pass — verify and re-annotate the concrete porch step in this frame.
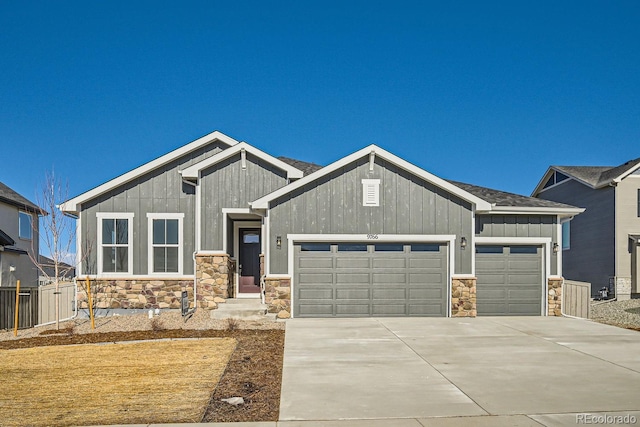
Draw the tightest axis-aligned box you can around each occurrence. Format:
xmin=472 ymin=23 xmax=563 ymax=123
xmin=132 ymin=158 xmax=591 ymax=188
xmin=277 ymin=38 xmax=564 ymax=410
xmin=211 ymin=298 xmax=271 ymax=320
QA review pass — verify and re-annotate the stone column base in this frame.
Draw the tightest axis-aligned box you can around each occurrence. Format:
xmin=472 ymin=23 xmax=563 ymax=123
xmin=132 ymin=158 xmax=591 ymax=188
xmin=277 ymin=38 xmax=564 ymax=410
xmin=548 ymin=277 xmax=563 ymax=316
xmin=451 ymin=277 xmax=476 ymax=317
xmin=195 ymin=253 xmax=236 ymax=309
xmin=614 ymin=277 xmax=632 ymax=301
xmin=264 ymin=276 xmax=291 ymax=319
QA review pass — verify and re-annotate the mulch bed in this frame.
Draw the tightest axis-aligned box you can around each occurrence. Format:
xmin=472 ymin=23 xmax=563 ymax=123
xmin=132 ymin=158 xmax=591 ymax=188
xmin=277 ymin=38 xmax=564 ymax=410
xmin=0 ymin=328 xmax=285 ymax=423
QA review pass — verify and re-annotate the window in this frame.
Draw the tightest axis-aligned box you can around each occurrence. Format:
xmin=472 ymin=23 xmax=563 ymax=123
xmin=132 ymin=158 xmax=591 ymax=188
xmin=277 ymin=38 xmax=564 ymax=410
xmin=411 ymin=244 xmax=440 ymax=252
xmin=19 ymin=211 xmax=32 ymax=240
xmin=362 ymin=179 xmax=380 ymax=207
xmin=97 ymin=213 xmax=134 ymax=274
xmin=509 ymin=246 xmax=538 ymax=254
xmin=374 ymin=243 xmax=404 ymax=252
xmin=562 ymin=221 xmax=570 ymax=250
xmin=476 ymin=246 xmax=503 ymax=254
xmin=542 ymin=171 xmax=570 ymax=189
xmin=300 ymin=243 xmax=331 ymax=252
xmin=338 ymin=243 xmax=367 ymax=252
xmin=148 ymin=213 xmax=184 ymax=274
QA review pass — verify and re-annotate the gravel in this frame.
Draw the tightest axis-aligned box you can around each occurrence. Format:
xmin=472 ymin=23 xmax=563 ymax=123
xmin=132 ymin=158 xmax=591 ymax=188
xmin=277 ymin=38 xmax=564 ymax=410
xmin=0 ymin=309 xmax=284 ymax=343
xmin=590 ymin=298 xmax=640 ymax=330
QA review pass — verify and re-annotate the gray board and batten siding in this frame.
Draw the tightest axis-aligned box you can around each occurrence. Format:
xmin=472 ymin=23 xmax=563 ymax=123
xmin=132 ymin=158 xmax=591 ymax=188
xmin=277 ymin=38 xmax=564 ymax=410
xmin=268 ymin=156 xmax=473 ymax=275
xmin=475 ymin=214 xmax=559 ymax=275
xmin=199 ymin=151 xmax=288 ymax=251
xmin=79 ymin=140 xmax=230 ymax=276
xmin=537 ymin=178 xmax=616 ymax=293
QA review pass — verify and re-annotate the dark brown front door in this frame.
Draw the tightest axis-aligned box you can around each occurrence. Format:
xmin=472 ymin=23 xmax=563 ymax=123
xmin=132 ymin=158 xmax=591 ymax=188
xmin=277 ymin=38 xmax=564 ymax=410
xmin=239 ymin=228 xmax=261 ymax=294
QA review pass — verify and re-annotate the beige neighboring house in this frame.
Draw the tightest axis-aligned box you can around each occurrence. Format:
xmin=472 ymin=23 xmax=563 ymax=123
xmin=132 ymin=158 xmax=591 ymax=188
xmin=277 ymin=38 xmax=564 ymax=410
xmin=532 ymin=158 xmax=640 ymax=300
xmin=0 ymin=182 xmax=42 ymax=287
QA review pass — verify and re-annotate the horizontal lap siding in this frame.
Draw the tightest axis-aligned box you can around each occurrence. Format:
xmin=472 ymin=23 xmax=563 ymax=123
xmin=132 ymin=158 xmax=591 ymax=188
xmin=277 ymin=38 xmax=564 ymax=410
xmin=269 ymin=157 xmax=473 ymax=274
xmin=80 ymin=142 xmax=227 ymax=275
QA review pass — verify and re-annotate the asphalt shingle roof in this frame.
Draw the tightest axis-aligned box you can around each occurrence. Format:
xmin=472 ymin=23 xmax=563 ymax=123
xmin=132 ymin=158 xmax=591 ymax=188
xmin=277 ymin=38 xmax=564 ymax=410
xmin=277 ymin=156 xmax=323 ymax=176
xmin=450 ymin=180 xmax=579 ymax=209
xmin=0 ymin=228 xmax=15 ymax=246
xmin=0 ymin=182 xmax=40 ymax=212
xmin=554 ymin=158 xmax=640 ymax=188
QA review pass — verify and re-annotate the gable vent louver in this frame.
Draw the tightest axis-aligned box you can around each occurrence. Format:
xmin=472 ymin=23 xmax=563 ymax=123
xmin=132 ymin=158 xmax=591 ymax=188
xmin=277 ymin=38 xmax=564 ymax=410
xmin=362 ymin=179 xmax=380 ymax=207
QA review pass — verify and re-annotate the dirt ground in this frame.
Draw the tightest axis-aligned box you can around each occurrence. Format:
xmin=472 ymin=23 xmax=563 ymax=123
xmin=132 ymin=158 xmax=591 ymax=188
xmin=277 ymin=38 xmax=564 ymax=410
xmin=0 ymin=326 xmax=285 ymax=423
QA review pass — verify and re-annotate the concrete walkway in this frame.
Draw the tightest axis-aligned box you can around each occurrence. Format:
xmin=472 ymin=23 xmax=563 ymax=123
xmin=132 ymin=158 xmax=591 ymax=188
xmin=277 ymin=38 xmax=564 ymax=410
xmin=279 ymin=317 xmax=640 ymax=424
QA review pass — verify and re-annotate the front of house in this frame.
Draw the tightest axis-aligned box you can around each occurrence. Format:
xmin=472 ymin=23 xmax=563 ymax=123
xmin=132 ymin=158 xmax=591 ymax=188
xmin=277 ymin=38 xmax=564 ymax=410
xmin=61 ymin=131 xmax=582 ymax=318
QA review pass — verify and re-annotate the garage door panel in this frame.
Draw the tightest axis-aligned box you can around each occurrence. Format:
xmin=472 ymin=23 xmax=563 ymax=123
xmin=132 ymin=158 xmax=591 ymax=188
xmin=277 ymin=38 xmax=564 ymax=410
xmin=372 ymin=288 xmax=407 ymax=300
xmin=295 ymin=242 xmax=447 ymax=317
xmin=297 ymin=304 xmax=334 ymax=316
xmin=373 ymin=258 xmax=406 ymax=268
xmin=299 ymin=288 xmax=333 ymax=300
xmin=336 ymin=258 xmax=370 ymax=268
xmin=336 ymin=304 xmax=371 ymax=316
xmin=372 ymin=273 xmax=407 ymax=283
xmin=476 ymin=245 xmax=542 ymax=316
xmin=298 ymin=273 xmax=334 ymax=284
xmin=335 ymin=273 xmax=370 ymax=284
xmin=336 ymin=288 xmax=370 ymax=300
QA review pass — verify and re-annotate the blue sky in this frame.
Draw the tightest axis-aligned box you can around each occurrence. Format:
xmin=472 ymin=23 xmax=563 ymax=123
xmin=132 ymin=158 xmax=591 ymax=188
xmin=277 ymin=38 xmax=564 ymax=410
xmin=2 ymin=0 xmax=639 ymax=208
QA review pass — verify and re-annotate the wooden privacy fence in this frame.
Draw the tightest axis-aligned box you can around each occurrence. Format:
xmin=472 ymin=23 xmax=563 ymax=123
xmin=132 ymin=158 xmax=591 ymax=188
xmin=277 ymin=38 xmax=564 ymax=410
xmin=563 ymin=280 xmax=592 ymax=319
xmin=0 ymin=287 xmax=39 ymax=330
xmin=38 ymin=282 xmax=76 ymax=326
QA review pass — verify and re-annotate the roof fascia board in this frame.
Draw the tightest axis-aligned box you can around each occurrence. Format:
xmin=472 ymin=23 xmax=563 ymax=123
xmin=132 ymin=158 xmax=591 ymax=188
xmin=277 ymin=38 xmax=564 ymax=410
xmin=485 ymin=206 xmax=585 ymax=216
xmin=60 ymin=131 xmax=240 ymax=213
xmin=612 ymin=162 xmax=640 ymax=184
xmin=530 ymin=167 xmax=555 ymax=197
xmin=251 ymin=144 xmax=492 ymax=210
xmin=180 ymin=142 xmax=303 ymax=179
xmin=532 ymin=166 xmax=597 ymax=196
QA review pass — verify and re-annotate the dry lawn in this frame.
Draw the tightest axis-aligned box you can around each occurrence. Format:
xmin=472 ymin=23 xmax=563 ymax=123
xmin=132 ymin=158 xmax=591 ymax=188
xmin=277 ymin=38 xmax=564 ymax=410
xmin=0 ymin=338 xmax=236 ymax=427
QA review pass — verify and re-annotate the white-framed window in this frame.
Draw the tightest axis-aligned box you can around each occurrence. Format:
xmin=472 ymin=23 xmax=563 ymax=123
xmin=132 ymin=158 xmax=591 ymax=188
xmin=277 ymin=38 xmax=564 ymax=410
xmin=97 ymin=213 xmax=134 ymax=275
xmin=19 ymin=211 xmax=32 ymax=240
xmin=562 ymin=221 xmax=570 ymax=250
xmin=362 ymin=179 xmax=380 ymax=207
xmin=147 ymin=213 xmax=184 ymax=275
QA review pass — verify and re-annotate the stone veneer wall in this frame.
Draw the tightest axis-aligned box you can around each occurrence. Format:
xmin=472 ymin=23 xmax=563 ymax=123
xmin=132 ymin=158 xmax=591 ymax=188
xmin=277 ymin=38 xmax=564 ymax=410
xmin=195 ymin=254 xmax=236 ymax=308
xmin=451 ymin=277 xmax=477 ymax=317
xmin=547 ymin=277 xmax=563 ymax=316
xmin=264 ymin=276 xmax=291 ymax=319
xmin=614 ymin=277 xmax=631 ymax=301
xmin=77 ymin=279 xmax=196 ymax=310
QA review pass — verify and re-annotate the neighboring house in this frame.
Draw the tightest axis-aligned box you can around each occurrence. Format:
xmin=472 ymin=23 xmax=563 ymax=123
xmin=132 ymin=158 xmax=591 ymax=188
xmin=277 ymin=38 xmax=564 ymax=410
xmin=0 ymin=182 xmax=42 ymax=287
xmin=38 ymin=255 xmax=76 ymax=285
xmin=532 ymin=158 xmax=640 ymax=300
xmin=61 ymin=130 xmax=582 ymax=318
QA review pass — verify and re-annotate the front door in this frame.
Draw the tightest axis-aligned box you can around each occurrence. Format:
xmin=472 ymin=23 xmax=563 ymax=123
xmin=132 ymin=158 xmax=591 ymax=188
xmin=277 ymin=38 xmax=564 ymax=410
xmin=239 ymin=228 xmax=261 ymax=294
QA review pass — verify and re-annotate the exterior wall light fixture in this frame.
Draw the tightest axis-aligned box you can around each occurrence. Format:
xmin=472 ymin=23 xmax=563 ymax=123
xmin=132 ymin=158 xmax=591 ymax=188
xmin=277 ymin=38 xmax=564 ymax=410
xmin=553 ymin=242 xmax=559 ymax=254
xmin=276 ymin=235 xmax=282 ymax=249
xmin=460 ymin=237 xmax=467 ymax=250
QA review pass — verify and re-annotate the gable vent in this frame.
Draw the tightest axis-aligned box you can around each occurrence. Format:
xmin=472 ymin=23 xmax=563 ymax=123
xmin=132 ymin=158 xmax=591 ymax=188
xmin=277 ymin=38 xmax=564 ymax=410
xmin=362 ymin=179 xmax=380 ymax=207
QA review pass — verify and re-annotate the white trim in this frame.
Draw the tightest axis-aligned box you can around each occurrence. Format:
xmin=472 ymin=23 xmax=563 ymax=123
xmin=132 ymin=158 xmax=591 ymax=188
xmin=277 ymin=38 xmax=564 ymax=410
xmin=61 ymin=131 xmax=240 ymax=213
xmin=613 ymin=162 xmax=640 ymax=183
xmin=146 ymin=213 xmax=185 ymax=276
xmin=76 ymin=206 xmax=82 ymax=276
xmin=488 ymin=206 xmax=584 ymax=217
xmin=264 ymin=212 xmax=270 ymax=276
xmin=195 ymin=179 xmax=201 ymax=251
xmin=250 ymin=145 xmax=492 ymax=211
xmin=285 ymin=233 xmax=456 ymax=319
xmin=195 ymin=250 xmax=227 ymax=256
xmin=557 ymin=218 xmax=564 ymax=277
xmin=475 ymin=236 xmax=552 ymax=316
xmin=222 ymin=208 xmax=263 ymax=256
xmin=96 ymin=212 xmax=135 ymax=276
xmin=76 ymin=274 xmax=193 ymax=280
xmin=234 ymin=221 xmax=262 ymax=298
xmin=181 ymin=141 xmax=303 ymax=179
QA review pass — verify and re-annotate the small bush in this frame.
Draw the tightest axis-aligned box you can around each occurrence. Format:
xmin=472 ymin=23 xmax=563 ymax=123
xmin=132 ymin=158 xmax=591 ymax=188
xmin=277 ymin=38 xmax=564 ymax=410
xmin=150 ymin=317 xmax=165 ymax=332
xmin=225 ymin=318 xmax=240 ymax=331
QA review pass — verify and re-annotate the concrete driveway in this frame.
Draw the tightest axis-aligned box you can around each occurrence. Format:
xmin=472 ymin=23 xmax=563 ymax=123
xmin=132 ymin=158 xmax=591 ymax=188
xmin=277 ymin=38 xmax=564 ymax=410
xmin=279 ymin=317 xmax=640 ymax=426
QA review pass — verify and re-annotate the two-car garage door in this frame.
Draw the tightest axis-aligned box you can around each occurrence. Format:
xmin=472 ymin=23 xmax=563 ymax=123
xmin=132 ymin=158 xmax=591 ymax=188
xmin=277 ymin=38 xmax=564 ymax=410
xmin=294 ymin=242 xmax=448 ymax=317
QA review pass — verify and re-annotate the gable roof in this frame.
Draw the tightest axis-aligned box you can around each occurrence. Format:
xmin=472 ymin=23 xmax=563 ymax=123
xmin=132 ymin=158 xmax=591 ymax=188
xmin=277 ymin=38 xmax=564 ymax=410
xmin=277 ymin=157 xmax=323 ymax=176
xmin=60 ymin=131 xmax=241 ymax=213
xmin=251 ymin=145 xmax=493 ymax=211
xmin=0 ymin=228 xmax=15 ymax=246
xmin=532 ymin=157 xmax=640 ymax=195
xmin=180 ymin=142 xmax=304 ymax=180
xmin=0 ymin=182 xmax=40 ymax=212
xmin=450 ymin=181 xmax=583 ymax=216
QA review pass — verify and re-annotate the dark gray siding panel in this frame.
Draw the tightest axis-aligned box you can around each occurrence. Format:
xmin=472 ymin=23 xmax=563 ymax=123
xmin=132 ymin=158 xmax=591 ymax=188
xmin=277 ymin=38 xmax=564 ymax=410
xmin=538 ymin=180 xmax=615 ymax=293
xmin=79 ymin=141 xmax=228 ymax=275
xmin=200 ymin=152 xmax=288 ymax=249
xmin=269 ymin=158 xmax=473 ymax=274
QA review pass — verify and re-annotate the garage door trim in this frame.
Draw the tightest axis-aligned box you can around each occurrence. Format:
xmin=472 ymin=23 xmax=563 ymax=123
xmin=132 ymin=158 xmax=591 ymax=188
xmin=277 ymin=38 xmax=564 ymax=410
xmin=475 ymin=237 xmax=552 ymax=316
xmin=287 ymin=234 xmax=456 ymax=318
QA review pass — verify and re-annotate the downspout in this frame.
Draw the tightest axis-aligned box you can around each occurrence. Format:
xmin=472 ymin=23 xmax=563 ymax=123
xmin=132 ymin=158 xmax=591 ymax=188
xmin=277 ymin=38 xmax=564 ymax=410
xmin=182 ymin=177 xmax=198 ymax=313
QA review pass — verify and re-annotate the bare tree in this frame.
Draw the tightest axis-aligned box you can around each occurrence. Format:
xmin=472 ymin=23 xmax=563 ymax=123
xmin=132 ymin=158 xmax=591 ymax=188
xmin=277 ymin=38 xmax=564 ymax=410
xmin=28 ymin=170 xmax=76 ymax=330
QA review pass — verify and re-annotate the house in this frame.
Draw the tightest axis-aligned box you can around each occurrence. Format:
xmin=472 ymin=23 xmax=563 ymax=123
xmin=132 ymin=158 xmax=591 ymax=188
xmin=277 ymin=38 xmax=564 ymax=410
xmin=0 ymin=182 xmax=41 ymax=287
xmin=38 ymin=255 xmax=76 ymax=286
xmin=60 ymin=131 xmax=582 ymax=317
xmin=532 ymin=158 xmax=640 ymax=300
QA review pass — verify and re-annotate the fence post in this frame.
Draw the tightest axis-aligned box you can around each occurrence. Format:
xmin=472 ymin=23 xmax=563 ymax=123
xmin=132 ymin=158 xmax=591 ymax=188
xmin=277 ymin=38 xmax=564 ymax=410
xmin=13 ymin=280 xmax=20 ymax=337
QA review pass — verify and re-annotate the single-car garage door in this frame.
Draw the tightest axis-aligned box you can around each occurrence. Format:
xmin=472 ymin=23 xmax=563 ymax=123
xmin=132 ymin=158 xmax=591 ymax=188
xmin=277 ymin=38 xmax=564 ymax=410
xmin=294 ymin=242 xmax=448 ymax=317
xmin=475 ymin=245 xmax=543 ymax=316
